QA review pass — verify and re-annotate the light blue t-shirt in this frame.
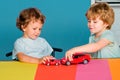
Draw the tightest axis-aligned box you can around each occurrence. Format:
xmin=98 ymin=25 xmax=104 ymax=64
xmin=89 ymin=30 xmax=120 ymax=58
xmin=12 ymin=37 xmax=53 ymax=59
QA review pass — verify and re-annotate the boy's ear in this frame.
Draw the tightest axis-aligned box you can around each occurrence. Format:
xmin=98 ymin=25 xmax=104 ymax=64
xmin=104 ymin=23 xmax=109 ymax=27
xmin=21 ymin=25 xmax=25 ymax=31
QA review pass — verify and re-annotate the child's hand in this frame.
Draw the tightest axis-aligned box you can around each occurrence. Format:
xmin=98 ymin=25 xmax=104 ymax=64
xmin=42 ymin=55 xmax=55 ymax=64
xmin=65 ymin=50 xmax=74 ymax=61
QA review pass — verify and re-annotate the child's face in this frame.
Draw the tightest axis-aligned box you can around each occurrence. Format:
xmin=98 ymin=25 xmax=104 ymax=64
xmin=22 ymin=20 xmax=43 ymax=39
xmin=87 ymin=17 xmax=108 ymax=37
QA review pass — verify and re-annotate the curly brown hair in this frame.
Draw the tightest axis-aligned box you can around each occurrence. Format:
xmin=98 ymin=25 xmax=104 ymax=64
xmin=16 ymin=8 xmax=45 ymax=31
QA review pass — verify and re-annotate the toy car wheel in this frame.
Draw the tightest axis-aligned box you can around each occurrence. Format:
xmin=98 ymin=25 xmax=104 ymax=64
xmin=83 ymin=60 xmax=88 ymax=64
xmin=66 ymin=61 xmax=71 ymax=66
xmin=47 ymin=63 xmax=50 ymax=66
xmin=55 ymin=63 xmax=59 ymax=66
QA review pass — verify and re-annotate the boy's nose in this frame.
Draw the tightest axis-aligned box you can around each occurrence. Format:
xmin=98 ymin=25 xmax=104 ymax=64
xmin=88 ymin=22 xmax=93 ymax=27
xmin=36 ymin=30 xmax=40 ymax=35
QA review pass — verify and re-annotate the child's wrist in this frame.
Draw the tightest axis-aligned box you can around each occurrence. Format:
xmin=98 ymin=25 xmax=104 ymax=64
xmin=38 ymin=58 xmax=43 ymax=64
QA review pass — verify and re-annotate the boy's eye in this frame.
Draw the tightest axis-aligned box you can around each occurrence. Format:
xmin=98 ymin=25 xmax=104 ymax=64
xmin=93 ymin=21 xmax=97 ymax=23
xmin=88 ymin=20 xmax=91 ymax=23
xmin=39 ymin=28 xmax=42 ymax=31
xmin=33 ymin=28 xmax=37 ymax=30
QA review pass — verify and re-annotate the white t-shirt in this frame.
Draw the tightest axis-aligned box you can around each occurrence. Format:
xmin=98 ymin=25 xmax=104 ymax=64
xmin=12 ymin=37 xmax=53 ymax=59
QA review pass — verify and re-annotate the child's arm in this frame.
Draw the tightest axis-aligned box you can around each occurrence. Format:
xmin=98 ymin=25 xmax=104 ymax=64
xmin=66 ymin=38 xmax=111 ymax=60
xmin=17 ymin=52 xmax=54 ymax=64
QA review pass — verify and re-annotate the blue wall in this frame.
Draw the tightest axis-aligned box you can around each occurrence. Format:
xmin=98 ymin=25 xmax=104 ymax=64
xmin=0 ymin=0 xmax=90 ymax=60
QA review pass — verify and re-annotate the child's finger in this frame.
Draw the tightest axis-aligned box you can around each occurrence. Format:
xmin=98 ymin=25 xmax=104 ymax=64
xmin=65 ymin=53 xmax=73 ymax=61
xmin=68 ymin=54 xmax=73 ymax=61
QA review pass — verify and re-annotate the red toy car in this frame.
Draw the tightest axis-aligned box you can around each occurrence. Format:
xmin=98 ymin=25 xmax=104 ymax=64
xmin=61 ymin=52 xmax=91 ymax=66
xmin=44 ymin=59 xmax=61 ymax=66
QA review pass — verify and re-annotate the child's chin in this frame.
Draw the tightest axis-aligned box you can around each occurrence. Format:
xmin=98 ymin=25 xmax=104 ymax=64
xmin=90 ymin=32 xmax=95 ymax=34
xmin=31 ymin=37 xmax=37 ymax=40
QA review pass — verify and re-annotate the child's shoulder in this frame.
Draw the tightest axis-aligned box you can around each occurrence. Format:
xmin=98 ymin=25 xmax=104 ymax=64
xmin=14 ymin=37 xmax=24 ymax=44
xmin=102 ymin=30 xmax=113 ymax=36
xmin=37 ymin=37 xmax=46 ymax=41
xmin=104 ymin=30 xmax=112 ymax=33
xmin=101 ymin=30 xmax=115 ymax=41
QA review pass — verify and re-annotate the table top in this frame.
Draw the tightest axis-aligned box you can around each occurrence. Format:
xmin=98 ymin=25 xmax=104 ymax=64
xmin=0 ymin=59 xmax=120 ymax=80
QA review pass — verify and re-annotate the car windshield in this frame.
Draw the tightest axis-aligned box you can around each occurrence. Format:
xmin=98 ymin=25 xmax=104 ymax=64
xmin=73 ymin=54 xmax=85 ymax=58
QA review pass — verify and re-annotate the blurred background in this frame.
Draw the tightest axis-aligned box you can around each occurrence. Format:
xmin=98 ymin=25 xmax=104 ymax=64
xmin=0 ymin=0 xmax=90 ymax=60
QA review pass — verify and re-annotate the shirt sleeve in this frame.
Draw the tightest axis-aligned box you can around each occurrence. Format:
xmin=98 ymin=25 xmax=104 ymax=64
xmin=42 ymin=38 xmax=53 ymax=55
xmin=12 ymin=39 xmax=25 ymax=59
xmin=101 ymin=30 xmax=116 ymax=47
xmin=101 ymin=30 xmax=115 ymax=43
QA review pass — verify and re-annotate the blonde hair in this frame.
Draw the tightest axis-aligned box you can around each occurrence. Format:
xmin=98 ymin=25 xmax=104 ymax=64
xmin=86 ymin=2 xmax=114 ymax=29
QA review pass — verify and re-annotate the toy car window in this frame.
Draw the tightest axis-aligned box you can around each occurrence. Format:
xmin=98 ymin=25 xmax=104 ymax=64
xmin=73 ymin=54 xmax=85 ymax=58
xmin=73 ymin=55 xmax=79 ymax=58
xmin=50 ymin=59 xmax=55 ymax=61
